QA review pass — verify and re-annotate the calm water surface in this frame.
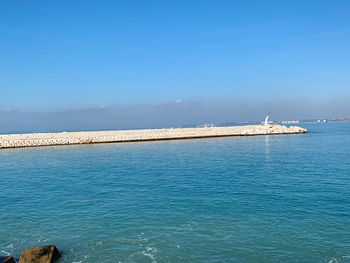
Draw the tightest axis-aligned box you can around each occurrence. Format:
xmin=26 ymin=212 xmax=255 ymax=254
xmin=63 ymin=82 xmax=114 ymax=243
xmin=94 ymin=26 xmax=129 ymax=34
xmin=1 ymin=123 xmax=349 ymax=262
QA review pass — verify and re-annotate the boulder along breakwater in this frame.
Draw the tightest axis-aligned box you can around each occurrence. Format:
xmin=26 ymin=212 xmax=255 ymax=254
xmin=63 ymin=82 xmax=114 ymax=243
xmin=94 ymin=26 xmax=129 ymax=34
xmin=0 ymin=125 xmax=307 ymax=149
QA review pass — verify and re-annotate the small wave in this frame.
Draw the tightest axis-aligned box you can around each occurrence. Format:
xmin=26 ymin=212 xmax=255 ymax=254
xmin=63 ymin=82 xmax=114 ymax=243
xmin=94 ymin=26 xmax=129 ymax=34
xmin=71 ymin=254 xmax=89 ymax=263
xmin=36 ymin=238 xmax=49 ymax=243
xmin=140 ymin=247 xmax=158 ymax=262
xmin=1 ymin=243 xmax=14 ymax=256
xmin=0 ymin=250 xmax=11 ymax=256
xmin=6 ymin=244 xmax=14 ymax=249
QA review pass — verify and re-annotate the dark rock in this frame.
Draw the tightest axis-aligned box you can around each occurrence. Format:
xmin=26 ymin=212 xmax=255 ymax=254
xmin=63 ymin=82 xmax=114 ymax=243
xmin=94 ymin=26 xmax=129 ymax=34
xmin=18 ymin=245 xmax=60 ymax=263
xmin=0 ymin=256 xmax=16 ymax=263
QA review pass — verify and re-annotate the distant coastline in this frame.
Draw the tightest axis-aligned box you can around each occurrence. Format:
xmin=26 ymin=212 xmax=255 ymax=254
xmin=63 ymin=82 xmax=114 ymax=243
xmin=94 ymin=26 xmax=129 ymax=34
xmin=217 ymin=118 xmax=350 ymax=127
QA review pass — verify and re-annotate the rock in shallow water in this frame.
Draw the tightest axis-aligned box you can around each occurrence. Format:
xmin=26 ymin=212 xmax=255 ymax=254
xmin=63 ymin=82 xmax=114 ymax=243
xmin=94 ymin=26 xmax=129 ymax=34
xmin=0 ymin=256 xmax=15 ymax=263
xmin=18 ymin=245 xmax=60 ymax=263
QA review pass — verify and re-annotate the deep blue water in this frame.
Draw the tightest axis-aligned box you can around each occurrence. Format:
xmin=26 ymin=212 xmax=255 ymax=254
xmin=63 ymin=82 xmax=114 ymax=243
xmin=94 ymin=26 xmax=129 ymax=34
xmin=1 ymin=123 xmax=350 ymax=263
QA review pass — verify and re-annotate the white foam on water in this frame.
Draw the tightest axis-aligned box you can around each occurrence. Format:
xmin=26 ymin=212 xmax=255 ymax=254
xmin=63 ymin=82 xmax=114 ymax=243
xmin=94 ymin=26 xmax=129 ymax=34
xmin=5 ymin=244 xmax=13 ymax=249
xmin=140 ymin=247 xmax=158 ymax=263
xmin=36 ymin=238 xmax=48 ymax=243
xmin=0 ymin=250 xmax=10 ymax=256
xmin=1 ymin=244 xmax=14 ymax=256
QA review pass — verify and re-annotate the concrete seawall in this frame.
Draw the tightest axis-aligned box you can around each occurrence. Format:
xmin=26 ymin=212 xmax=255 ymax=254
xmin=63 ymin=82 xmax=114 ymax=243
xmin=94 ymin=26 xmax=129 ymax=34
xmin=0 ymin=125 xmax=307 ymax=149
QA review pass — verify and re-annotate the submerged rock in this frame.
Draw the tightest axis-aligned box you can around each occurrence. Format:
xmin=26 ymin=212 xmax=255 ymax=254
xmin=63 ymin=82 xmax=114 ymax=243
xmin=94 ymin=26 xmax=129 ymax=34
xmin=18 ymin=245 xmax=60 ymax=263
xmin=0 ymin=256 xmax=15 ymax=263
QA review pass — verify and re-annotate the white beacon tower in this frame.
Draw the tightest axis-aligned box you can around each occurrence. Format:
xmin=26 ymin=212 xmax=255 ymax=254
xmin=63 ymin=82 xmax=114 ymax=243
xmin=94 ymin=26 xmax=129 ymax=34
xmin=264 ymin=113 xmax=270 ymax=125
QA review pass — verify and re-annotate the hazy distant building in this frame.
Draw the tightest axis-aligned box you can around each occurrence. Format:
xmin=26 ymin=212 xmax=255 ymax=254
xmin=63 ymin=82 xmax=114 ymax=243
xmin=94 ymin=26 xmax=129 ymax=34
xmin=281 ymin=120 xmax=300 ymax=124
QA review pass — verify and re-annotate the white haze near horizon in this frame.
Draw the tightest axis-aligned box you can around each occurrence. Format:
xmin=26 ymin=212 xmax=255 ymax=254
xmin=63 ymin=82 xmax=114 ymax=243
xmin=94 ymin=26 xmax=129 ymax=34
xmin=0 ymin=98 xmax=349 ymax=133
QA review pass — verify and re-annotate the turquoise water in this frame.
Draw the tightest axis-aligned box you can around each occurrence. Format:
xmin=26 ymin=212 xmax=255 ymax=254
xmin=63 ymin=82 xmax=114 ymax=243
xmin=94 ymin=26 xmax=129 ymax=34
xmin=1 ymin=123 xmax=350 ymax=263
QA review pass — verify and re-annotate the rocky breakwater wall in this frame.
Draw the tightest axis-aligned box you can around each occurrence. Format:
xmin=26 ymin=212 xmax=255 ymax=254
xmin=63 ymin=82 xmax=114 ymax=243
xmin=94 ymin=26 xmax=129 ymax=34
xmin=0 ymin=125 xmax=307 ymax=149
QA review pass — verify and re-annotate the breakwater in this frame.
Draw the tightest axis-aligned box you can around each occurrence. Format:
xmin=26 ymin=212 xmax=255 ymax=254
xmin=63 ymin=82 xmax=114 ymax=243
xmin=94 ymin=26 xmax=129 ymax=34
xmin=0 ymin=125 xmax=307 ymax=149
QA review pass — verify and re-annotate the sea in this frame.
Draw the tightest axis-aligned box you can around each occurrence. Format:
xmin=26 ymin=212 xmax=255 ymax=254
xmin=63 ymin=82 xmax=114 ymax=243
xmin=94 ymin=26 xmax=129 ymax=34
xmin=0 ymin=123 xmax=349 ymax=263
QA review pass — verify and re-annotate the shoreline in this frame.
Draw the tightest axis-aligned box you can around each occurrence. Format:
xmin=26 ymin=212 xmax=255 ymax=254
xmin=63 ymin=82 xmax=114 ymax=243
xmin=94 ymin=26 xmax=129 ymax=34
xmin=0 ymin=125 xmax=307 ymax=149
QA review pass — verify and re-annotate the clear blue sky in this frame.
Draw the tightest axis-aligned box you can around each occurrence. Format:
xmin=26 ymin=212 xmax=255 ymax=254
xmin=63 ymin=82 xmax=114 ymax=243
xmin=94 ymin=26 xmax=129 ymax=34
xmin=1 ymin=0 xmax=350 ymax=131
